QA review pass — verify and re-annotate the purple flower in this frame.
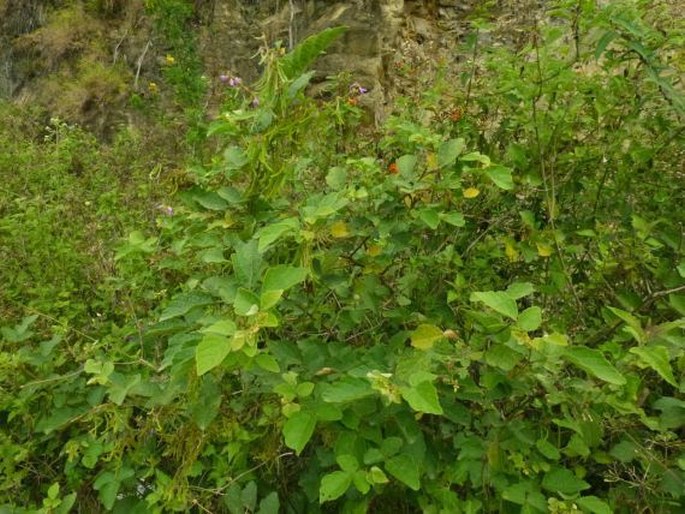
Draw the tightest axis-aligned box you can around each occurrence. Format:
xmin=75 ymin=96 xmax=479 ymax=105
xmin=349 ymin=82 xmax=368 ymax=95
xmin=157 ymin=204 xmax=174 ymax=216
xmin=251 ymin=97 xmax=260 ymax=108
xmin=219 ymin=74 xmax=229 ymax=84
xmin=228 ymin=76 xmax=242 ymax=87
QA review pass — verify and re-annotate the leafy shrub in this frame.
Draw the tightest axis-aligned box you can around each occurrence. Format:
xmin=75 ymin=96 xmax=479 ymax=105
xmin=1 ymin=1 xmax=683 ymax=513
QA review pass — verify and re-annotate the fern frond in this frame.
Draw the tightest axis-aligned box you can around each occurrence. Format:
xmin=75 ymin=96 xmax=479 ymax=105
xmin=281 ymin=26 xmax=347 ymax=80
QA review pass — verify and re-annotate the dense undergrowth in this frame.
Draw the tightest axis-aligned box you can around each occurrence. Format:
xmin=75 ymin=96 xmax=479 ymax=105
xmin=1 ymin=1 xmax=684 ymax=512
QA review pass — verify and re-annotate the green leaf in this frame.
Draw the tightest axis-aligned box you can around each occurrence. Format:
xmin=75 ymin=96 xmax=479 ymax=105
xmin=542 ymin=467 xmax=590 ymax=495
xmin=255 ymin=353 xmax=280 ymax=373
xmin=437 ymin=138 xmax=466 ymax=167
xmin=536 ymin=439 xmax=560 ymax=460
xmin=160 ymin=292 xmax=214 ymax=321
xmin=441 ymin=211 xmax=465 ymax=227
xmin=107 ymin=372 xmax=141 ymax=405
xmin=400 ymin=381 xmax=443 ymax=415
xmin=517 ymin=306 xmax=542 ymax=332
xmin=418 ymin=208 xmax=440 ymax=229
xmin=336 ymin=454 xmax=359 ymax=473
xmin=470 ymin=290 xmax=518 ymax=320
xmin=563 ymin=347 xmax=626 ymax=385
xmin=281 ymin=26 xmax=346 ymax=80
xmin=319 ymin=471 xmax=352 ymax=503
xmin=576 ymin=496 xmax=612 ymax=514
xmin=321 ymin=377 xmax=374 ymax=403
xmin=256 ymin=492 xmax=280 ymax=514
xmin=410 ymin=324 xmax=443 ymax=350
xmin=196 ymin=334 xmax=231 ymax=376
xmin=506 ymin=282 xmax=535 ymax=299
xmin=202 ymin=319 xmax=237 ymax=336
xmin=224 ymin=146 xmax=248 ymax=169
xmin=368 ymin=466 xmax=389 ymax=484
xmin=287 ymin=71 xmax=315 ymax=99
xmin=263 ymin=265 xmax=308 ymax=292
xmin=385 ymin=454 xmax=420 ymax=491
xmin=397 ymin=154 xmax=417 ymax=176
xmin=192 ymin=190 xmax=229 ymax=210
xmin=232 ymin=239 xmax=262 ymax=289
xmin=629 ymin=345 xmax=677 ymax=386
xmin=485 ymin=165 xmax=514 ymax=190
xmin=325 ymin=167 xmax=347 ymax=190
xmin=234 ymin=288 xmax=260 ymax=316
xmin=256 ymin=218 xmax=299 ymax=253
xmin=283 ymin=410 xmax=316 ymax=455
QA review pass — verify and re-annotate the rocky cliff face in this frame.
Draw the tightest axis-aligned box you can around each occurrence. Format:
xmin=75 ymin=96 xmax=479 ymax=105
xmin=0 ymin=0 xmax=484 ymax=133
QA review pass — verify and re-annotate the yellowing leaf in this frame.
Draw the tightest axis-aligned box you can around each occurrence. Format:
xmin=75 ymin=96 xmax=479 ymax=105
xmin=463 ymin=187 xmax=480 ymax=199
xmin=330 ymin=220 xmax=351 ymax=238
xmin=410 ymin=324 xmax=443 ymax=350
xmin=504 ymin=240 xmax=519 ymax=262
xmin=536 ymin=242 xmax=553 ymax=257
xmin=426 ymin=152 xmax=438 ymax=170
xmin=367 ymin=244 xmax=382 ymax=257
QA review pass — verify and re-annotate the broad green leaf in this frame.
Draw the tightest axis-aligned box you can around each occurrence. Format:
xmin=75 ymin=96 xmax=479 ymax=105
xmin=325 ymin=167 xmax=347 ymax=190
xmin=441 ymin=211 xmax=466 ymax=227
xmin=287 ymin=71 xmax=315 ymax=99
xmin=160 ymin=292 xmax=214 ymax=321
xmin=607 ymin=306 xmax=642 ymax=330
xmin=232 ymin=239 xmax=262 ymax=289
xmin=385 ymin=454 xmax=420 ymax=491
xmin=234 ymin=288 xmax=260 ymax=316
xmin=200 ymin=247 xmax=226 ymax=263
xmin=260 ymin=290 xmax=283 ymax=311
xmin=262 ymin=265 xmax=308 ymax=292
xmin=536 ymin=439 xmax=560 ymax=460
xmin=192 ymin=190 xmax=228 ymax=210
xmin=319 ymin=471 xmax=352 ymax=503
xmin=301 ymin=192 xmax=349 ymax=222
xmin=255 ymin=353 xmax=280 ymax=373
xmin=224 ymin=145 xmax=248 ymax=169
xmin=336 ymin=454 xmax=359 ymax=473
xmin=629 ymin=346 xmax=677 ymax=386
xmin=542 ymin=467 xmax=590 ymax=495
xmin=470 ymin=291 xmax=518 ymax=320
xmin=196 ymin=334 xmax=231 ymax=376
xmin=576 ymin=496 xmax=612 ymax=514
xmin=460 ymin=152 xmax=491 ymax=165
xmin=506 ymin=282 xmax=534 ymax=299
xmin=485 ymin=165 xmax=514 ymax=190
xmin=397 ymin=154 xmax=417 ymax=175
xmin=410 ymin=324 xmax=443 ymax=350
xmin=610 ymin=440 xmax=637 ymax=463
xmin=437 ymin=138 xmax=466 ymax=167
xmin=108 ymin=372 xmax=141 ymax=405
xmin=202 ymin=319 xmax=236 ymax=336
xmin=418 ymin=208 xmax=440 ymax=229
xmin=256 ymin=492 xmax=280 ymax=514
xmin=352 ymin=470 xmax=370 ymax=494
xmin=283 ymin=410 xmax=316 ymax=455
xmin=517 ymin=306 xmax=542 ymax=332
xmin=321 ymin=377 xmax=374 ymax=403
xmin=368 ymin=466 xmax=389 ymax=484
xmin=563 ymin=347 xmax=626 ymax=385
xmin=400 ymin=381 xmax=443 ymax=415
xmin=256 ymin=218 xmax=299 ymax=253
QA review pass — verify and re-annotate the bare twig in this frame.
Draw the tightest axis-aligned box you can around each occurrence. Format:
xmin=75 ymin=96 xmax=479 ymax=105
xmin=134 ymin=40 xmax=152 ymax=90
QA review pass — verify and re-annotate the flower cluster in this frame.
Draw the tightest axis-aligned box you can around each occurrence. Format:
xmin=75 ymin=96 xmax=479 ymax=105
xmin=219 ymin=74 xmax=242 ymax=88
xmin=347 ymin=82 xmax=368 ymax=106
